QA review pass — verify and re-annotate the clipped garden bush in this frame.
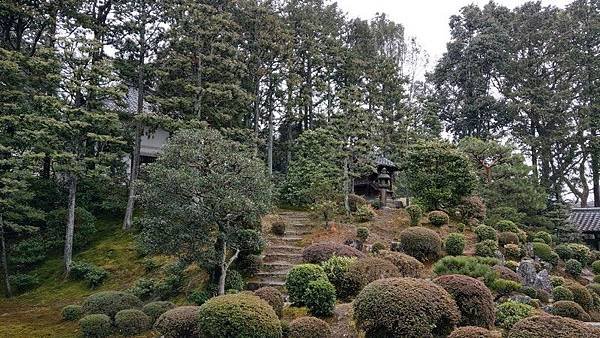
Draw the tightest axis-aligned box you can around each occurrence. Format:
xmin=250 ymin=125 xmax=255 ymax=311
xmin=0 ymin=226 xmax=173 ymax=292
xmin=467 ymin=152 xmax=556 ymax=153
xmin=568 ymin=243 xmax=591 ymax=266
xmin=286 ymin=264 xmax=328 ymax=305
xmin=397 ymin=226 xmax=442 ymax=262
xmin=376 ymin=250 xmax=424 ymax=277
xmin=301 ymin=242 xmax=365 ymax=264
xmin=495 ymin=300 xmax=533 ymax=330
xmin=188 ymin=289 xmax=213 ymax=306
xmin=458 ymin=195 xmax=486 ymax=222
xmin=434 ymin=274 xmax=495 ymax=328
xmin=498 ymin=232 xmax=519 ymax=246
xmin=448 ymin=326 xmax=501 ymax=338
xmin=445 ymin=233 xmax=466 ymax=256
xmin=433 ymin=256 xmax=498 ymax=283
xmin=70 ymin=261 xmax=109 ymax=288
xmin=493 ymin=265 xmax=521 ymax=283
xmin=406 ymin=204 xmax=423 ymax=226
xmin=154 ymin=306 xmax=201 ymax=338
xmin=550 ymin=300 xmax=590 ymax=321
xmin=356 ymin=227 xmax=369 ymax=242
xmin=566 ymin=259 xmax=583 ymax=277
xmin=507 ymin=314 xmax=596 ymax=338
xmin=62 ymin=305 xmax=83 ymax=321
xmin=532 ymin=231 xmax=552 ymax=245
xmin=555 ymin=244 xmax=574 ymax=260
xmin=79 ymin=314 xmax=112 ymax=338
xmin=320 ymin=256 xmax=357 ymax=299
xmin=304 ymin=278 xmax=336 ymax=316
xmin=81 ymin=291 xmax=142 ymax=318
xmin=348 ymin=194 xmax=368 ymax=212
xmin=592 ymin=260 xmax=600 ymax=274
xmin=370 ymin=241 xmax=385 ymax=253
xmin=225 ymin=269 xmax=246 ymax=291
xmin=288 ymin=316 xmax=332 ymax=338
xmin=566 ymin=282 xmax=594 ymax=311
xmin=494 ymin=220 xmax=518 ymax=233
xmin=475 ymin=225 xmax=497 ymax=242
xmin=354 ymin=205 xmax=376 ymax=222
xmin=271 ymin=220 xmax=286 ymax=236
xmin=489 ymin=278 xmax=521 ymax=297
xmin=503 ymin=244 xmax=521 ymax=260
xmin=346 ymin=257 xmax=400 ymax=296
xmin=254 ymin=286 xmax=284 ymax=318
xmin=115 ymin=309 xmax=151 ymax=336
xmin=8 ymin=273 xmax=40 ymax=294
xmin=142 ymin=301 xmax=175 ymax=323
xmin=428 ymin=210 xmax=449 ymax=226
xmin=196 ymin=293 xmax=281 ymax=338
xmin=553 ymin=286 xmax=574 ymax=301
xmin=532 ymin=242 xmax=559 ymax=265
xmin=353 ymin=277 xmax=460 ymax=337
xmin=475 ymin=240 xmax=499 ymax=258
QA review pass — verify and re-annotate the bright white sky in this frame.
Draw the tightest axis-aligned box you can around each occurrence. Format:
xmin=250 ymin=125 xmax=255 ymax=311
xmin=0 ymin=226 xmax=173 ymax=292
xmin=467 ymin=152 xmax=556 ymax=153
xmin=337 ymin=0 xmax=573 ymax=66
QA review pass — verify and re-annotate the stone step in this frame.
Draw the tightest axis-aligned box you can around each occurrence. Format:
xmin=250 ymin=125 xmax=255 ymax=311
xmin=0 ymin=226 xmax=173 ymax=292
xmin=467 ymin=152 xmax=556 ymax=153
xmin=262 ymin=261 xmax=294 ymax=272
xmin=285 ymin=229 xmax=312 ymax=236
xmin=265 ymin=245 xmax=303 ymax=254
xmin=256 ymin=270 xmax=289 ymax=277
xmin=267 ymin=236 xmax=303 ymax=243
xmin=262 ymin=253 xmax=303 ymax=264
xmin=246 ymin=278 xmax=287 ymax=291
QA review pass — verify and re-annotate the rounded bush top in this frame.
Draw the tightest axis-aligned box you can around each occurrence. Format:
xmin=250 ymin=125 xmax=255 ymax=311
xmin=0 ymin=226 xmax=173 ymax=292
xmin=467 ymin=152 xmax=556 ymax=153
xmin=302 ymin=242 xmax=365 ymax=264
xmin=288 ymin=316 xmax=332 ymax=338
xmin=81 ymin=291 xmax=142 ymax=318
xmin=474 ymin=225 xmax=497 ymax=242
xmin=449 ymin=326 xmax=501 ymax=338
xmin=398 ymin=226 xmax=442 ymax=262
xmin=197 ymin=293 xmax=281 ymax=338
xmin=286 ymin=264 xmax=328 ymax=305
xmin=79 ymin=314 xmax=112 ymax=338
xmin=353 ymin=277 xmax=460 ymax=337
xmin=376 ymin=250 xmax=424 ymax=277
xmin=550 ymin=300 xmax=591 ymax=321
xmin=428 ymin=210 xmax=449 ymax=226
xmin=508 ymin=314 xmax=595 ymax=338
xmin=493 ymin=265 xmax=521 ymax=283
xmin=154 ymin=306 xmax=201 ymax=338
xmin=495 ymin=220 xmax=518 ymax=233
xmin=254 ymin=286 xmax=284 ymax=318
xmin=142 ymin=301 xmax=175 ymax=322
xmin=346 ymin=257 xmax=400 ymax=294
xmin=114 ymin=309 xmax=151 ymax=336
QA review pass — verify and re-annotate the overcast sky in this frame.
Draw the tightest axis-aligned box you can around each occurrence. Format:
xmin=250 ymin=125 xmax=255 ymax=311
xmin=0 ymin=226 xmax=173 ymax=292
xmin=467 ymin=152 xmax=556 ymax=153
xmin=336 ymin=0 xmax=573 ymax=67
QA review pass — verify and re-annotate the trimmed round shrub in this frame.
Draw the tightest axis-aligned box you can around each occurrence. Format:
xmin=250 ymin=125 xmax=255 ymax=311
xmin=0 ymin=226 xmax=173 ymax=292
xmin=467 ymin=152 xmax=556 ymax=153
xmin=346 ymin=257 xmax=400 ymax=296
xmin=520 ymin=286 xmax=537 ymax=299
xmin=553 ymin=286 xmax=574 ymax=301
xmin=79 ymin=314 xmax=112 ymax=338
xmin=507 ymin=314 xmax=596 ymax=338
xmin=445 ymin=233 xmax=466 ymax=256
xmin=567 ymin=243 xmax=591 ymax=265
xmin=532 ymin=242 xmax=559 ymax=265
xmin=551 ymin=276 xmax=566 ymax=287
xmin=62 ymin=305 xmax=83 ymax=321
xmin=142 ymin=301 xmax=175 ymax=323
xmin=304 ymin=278 xmax=336 ymax=316
xmin=533 ymin=231 xmax=552 ymax=245
xmin=505 ymin=260 xmax=519 ymax=271
xmin=475 ymin=240 xmax=498 ymax=258
xmin=449 ymin=326 xmax=501 ymax=338
xmin=555 ymin=244 xmax=574 ymax=260
xmin=498 ymin=232 xmax=519 ymax=246
xmin=495 ymin=220 xmax=518 ymax=233
xmin=376 ymin=250 xmax=424 ymax=278
xmin=115 ymin=309 xmax=151 ymax=336
xmin=566 ymin=282 xmax=594 ymax=311
xmin=353 ymin=277 xmax=460 ymax=337
xmin=196 ymin=293 xmax=281 ymax=338
xmin=433 ymin=256 xmax=498 ymax=282
xmin=475 ymin=225 xmax=497 ymax=242
xmin=398 ymin=226 xmax=442 ymax=262
xmin=348 ymin=194 xmax=368 ymax=212
xmin=428 ymin=210 xmax=449 ymax=226
xmin=81 ymin=291 xmax=142 ymax=318
xmin=154 ymin=306 xmax=201 ymax=338
xmin=592 ymin=260 xmax=600 ymax=274
xmin=406 ymin=204 xmax=423 ymax=226
xmin=288 ymin=316 xmax=332 ymax=338
xmin=254 ymin=287 xmax=284 ymax=318
xmin=356 ymin=227 xmax=369 ymax=242
xmin=188 ymin=289 xmax=213 ymax=306
xmin=587 ymin=283 xmax=600 ymax=296
xmin=434 ymin=274 xmax=495 ymax=328
xmin=271 ymin=220 xmax=286 ymax=236
xmin=595 ymin=275 xmax=600 ymax=283
xmin=550 ymin=300 xmax=590 ymax=321
xmin=566 ymin=259 xmax=583 ymax=277
xmin=286 ymin=264 xmax=328 ymax=305
xmin=503 ymin=244 xmax=521 ymax=260
xmin=370 ymin=241 xmax=385 ymax=254
xmin=495 ymin=300 xmax=534 ymax=330
xmin=354 ymin=204 xmax=376 ymax=222
xmin=302 ymin=242 xmax=365 ymax=264
xmin=225 ymin=270 xmax=245 ymax=291
xmin=458 ymin=195 xmax=486 ymax=222
xmin=320 ymin=255 xmax=357 ymax=299
xmin=489 ymin=278 xmax=521 ymax=296
xmin=493 ymin=265 xmax=521 ymax=283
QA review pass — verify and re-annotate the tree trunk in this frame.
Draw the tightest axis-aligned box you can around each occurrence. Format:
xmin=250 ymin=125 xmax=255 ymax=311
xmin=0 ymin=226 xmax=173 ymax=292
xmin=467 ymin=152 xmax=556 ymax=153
xmin=217 ymin=240 xmax=240 ymax=296
xmin=0 ymin=215 xmax=12 ymax=298
xmin=593 ymin=143 xmax=600 ymax=207
xmin=267 ymin=97 xmax=274 ymax=177
xmin=343 ymin=156 xmax=350 ymax=214
xmin=63 ymin=174 xmax=77 ymax=276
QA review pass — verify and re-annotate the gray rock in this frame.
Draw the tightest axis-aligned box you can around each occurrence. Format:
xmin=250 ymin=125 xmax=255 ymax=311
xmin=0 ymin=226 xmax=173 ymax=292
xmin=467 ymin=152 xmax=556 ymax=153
xmin=524 ymin=243 xmax=534 ymax=258
xmin=517 ymin=259 xmax=537 ymax=287
xmin=495 ymin=250 xmax=506 ymax=265
xmin=509 ymin=294 xmax=533 ymax=305
xmin=534 ymin=269 xmax=551 ymax=292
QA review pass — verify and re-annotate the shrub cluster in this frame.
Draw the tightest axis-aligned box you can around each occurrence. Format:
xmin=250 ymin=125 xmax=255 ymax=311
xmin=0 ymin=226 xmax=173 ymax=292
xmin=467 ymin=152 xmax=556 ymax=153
xmin=81 ymin=291 xmax=142 ymax=319
xmin=225 ymin=270 xmax=245 ymax=291
xmin=320 ymin=256 xmax=357 ymax=299
xmin=566 ymin=282 xmax=594 ymax=312
xmin=433 ymin=256 xmax=498 ymax=284
xmin=475 ymin=240 xmax=499 ymax=258
xmin=254 ymin=287 xmax=284 ymax=318
xmin=458 ymin=195 xmax=486 ymax=222
xmin=553 ymin=286 xmax=574 ymax=301
xmin=449 ymin=326 xmax=501 ymax=338
xmin=495 ymin=300 xmax=533 ymax=330
xmin=79 ymin=314 xmax=112 ymax=338
xmin=507 ymin=315 xmax=596 ymax=338
xmin=142 ymin=301 xmax=175 ymax=323
xmin=475 ymin=225 xmax=497 ymax=242
xmin=532 ymin=231 xmax=552 ymax=245
xmin=405 ymin=204 xmax=423 ymax=226
xmin=498 ymin=232 xmax=519 ymax=246
xmin=550 ymin=300 xmax=590 ymax=321
xmin=236 ymin=254 xmax=262 ymax=276
xmin=348 ymin=194 xmax=368 ymax=212
xmin=354 ymin=205 xmax=376 ymax=222
xmin=303 ymin=278 xmax=336 ymax=316
xmin=70 ymin=261 xmax=109 ymax=288
xmin=503 ymin=244 xmax=521 ymax=260
xmin=568 ymin=243 xmax=590 ymax=265
xmin=370 ymin=241 xmax=385 ymax=253
xmin=434 ymin=274 xmax=495 ymax=328
xmin=356 ymin=227 xmax=369 ymax=242
xmin=188 ymin=289 xmax=213 ymax=306
xmin=301 ymin=242 xmax=365 ymax=264
xmin=493 ymin=265 xmax=521 ymax=283
xmin=376 ymin=250 xmax=424 ymax=278
xmin=288 ymin=316 xmax=332 ymax=338
xmin=489 ymin=278 xmax=521 ymax=297
xmin=592 ymin=260 xmax=600 ymax=274
xmin=532 ymin=242 xmax=559 ymax=265
xmin=271 ymin=220 xmax=286 ymax=236
xmin=428 ymin=210 xmax=449 ymax=226
xmin=62 ymin=305 xmax=83 ymax=321
xmin=154 ymin=306 xmax=201 ymax=338
xmin=345 ymin=257 xmax=400 ymax=296
xmin=115 ymin=309 xmax=151 ymax=336
xmin=566 ymin=259 xmax=583 ymax=277
xmin=555 ymin=244 xmax=573 ymax=260
xmin=353 ymin=277 xmax=460 ymax=337
xmin=494 ymin=220 xmax=518 ymax=233
xmin=445 ymin=233 xmax=466 ymax=256
xmin=286 ymin=264 xmax=328 ymax=305
xmin=397 ymin=226 xmax=442 ymax=262
xmin=8 ymin=273 xmax=40 ymax=294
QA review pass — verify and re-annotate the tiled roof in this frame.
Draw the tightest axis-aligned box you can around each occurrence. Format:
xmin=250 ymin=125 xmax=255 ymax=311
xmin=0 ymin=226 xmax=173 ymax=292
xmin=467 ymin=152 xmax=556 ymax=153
xmin=375 ymin=155 xmax=397 ymax=168
xmin=104 ymin=87 xmax=152 ymax=114
xmin=570 ymin=208 xmax=600 ymax=233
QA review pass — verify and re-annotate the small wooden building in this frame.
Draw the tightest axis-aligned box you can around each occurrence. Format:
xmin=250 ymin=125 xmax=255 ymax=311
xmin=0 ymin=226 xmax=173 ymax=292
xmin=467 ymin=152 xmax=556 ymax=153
xmin=353 ymin=156 xmax=399 ymax=206
xmin=569 ymin=208 xmax=600 ymax=250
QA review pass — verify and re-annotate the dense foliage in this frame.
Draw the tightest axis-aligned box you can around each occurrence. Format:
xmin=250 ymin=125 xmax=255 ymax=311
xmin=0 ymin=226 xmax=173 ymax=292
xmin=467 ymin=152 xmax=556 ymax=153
xmin=434 ymin=274 xmax=495 ymax=328
xmin=397 ymin=226 xmax=442 ymax=261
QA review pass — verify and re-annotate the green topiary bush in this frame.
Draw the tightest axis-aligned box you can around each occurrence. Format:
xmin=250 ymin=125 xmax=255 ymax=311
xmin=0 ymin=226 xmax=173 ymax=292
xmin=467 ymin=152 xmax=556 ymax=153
xmin=428 ymin=210 xmax=449 ymax=226
xmin=354 ymin=205 xmax=376 ymax=222
xmin=592 ymin=260 xmax=600 ymax=274
xmin=495 ymin=300 xmax=534 ymax=330
xmin=550 ymin=300 xmax=590 ymax=321
xmin=555 ymin=244 xmax=574 ymax=260
xmin=551 ymin=276 xmax=566 ymax=287
xmin=532 ymin=231 xmax=552 ymax=245
xmin=433 ymin=256 xmax=498 ymax=284
xmin=286 ymin=264 xmax=328 ymax=305
xmin=449 ymin=326 xmax=501 ymax=338
xmin=475 ymin=225 xmax=497 ymax=242
xmin=353 ymin=277 xmax=460 ymax=337
xmin=566 ymin=282 xmax=594 ymax=312
xmin=494 ymin=220 xmax=518 ymax=233
xmin=507 ymin=314 xmax=596 ymax=338
xmin=445 ymin=233 xmax=466 ymax=256
xmin=62 ymin=305 xmax=83 ymax=321
xmin=188 ymin=289 xmax=213 ymax=306
xmin=489 ymin=278 xmax=521 ymax=297
xmin=406 ymin=204 xmax=423 ymax=226
xmin=565 ymin=259 xmax=583 ymax=277
xmin=196 ymin=293 xmax=281 ymax=338
xmin=81 ymin=291 xmax=142 ymax=319
xmin=142 ymin=301 xmax=175 ymax=323
xmin=224 ymin=270 xmax=245 ymax=292
xmin=475 ymin=239 xmax=498 ymax=257
xmin=254 ymin=287 xmax=284 ymax=318
xmin=288 ymin=316 xmax=332 ymax=338
xmin=493 ymin=265 xmax=521 ymax=283
xmin=595 ymin=275 xmax=600 ymax=283
xmin=498 ymin=232 xmax=520 ymax=246
xmin=567 ymin=243 xmax=591 ymax=266
xmin=115 ymin=309 xmax=151 ymax=336
xmin=303 ymin=278 xmax=336 ymax=317
xmin=154 ymin=306 xmax=201 ymax=338
xmin=370 ymin=241 xmax=385 ymax=254
xmin=320 ymin=256 xmax=357 ymax=299
xmin=348 ymin=194 xmax=368 ymax=212
xmin=434 ymin=274 xmax=495 ymax=329
xmin=345 ymin=257 xmax=400 ymax=297
xmin=271 ymin=220 xmax=286 ymax=236
xmin=376 ymin=250 xmax=424 ymax=278
xmin=458 ymin=195 xmax=486 ymax=222
xmin=532 ymin=242 xmax=559 ymax=265
xmin=398 ymin=226 xmax=442 ymax=262
xmin=8 ymin=273 xmax=40 ymax=294
xmin=70 ymin=261 xmax=109 ymax=288
xmin=503 ymin=244 xmax=521 ymax=260
xmin=356 ymin=227 xmax=369 ymax=242
xmin=553 ymin=286 xmax=574 ymax=301
xmin=79 ymin=314 xmax=112 ymax=338
xmin=301 ymin=242 xmax=365 ymax=264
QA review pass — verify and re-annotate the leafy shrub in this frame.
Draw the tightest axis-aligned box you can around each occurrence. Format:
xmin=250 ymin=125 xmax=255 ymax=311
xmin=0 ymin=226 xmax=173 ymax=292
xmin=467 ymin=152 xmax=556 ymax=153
xmin=553 ymin=286 xmax=574 ymax=301
xmin=493 ymin=265 xmax=521 ymax=283
xmin=188 ymin=289 xmax=213 ymax=306
xmin=225 ymin=270 xmax=245 ymax=291
xmin=356 ymin=227 xmax=369 ymax=242
xmin=494 ymin=220 xmax=518 ymax=233
xmin=286 ymin=264 xmax=328 ymax=305
xmin=503 ymin=244 xmax=521 ymax=260
xmin=532 ymin=242 xmax=559 ymax=265
xmin=532 ymin=231 xmax=552 ymax=245
xmin=346 ymin=257 xmax=400 ymax=296
xmin=354 ymin=205 xmax=375 ymax=222
xmin=592 ymin=260 xmax=600 ymax=274
xmin=142 ymin=301 xmax=175 ymax=323
xmin=376 ymin=250 xmax=424 ymax=278
xmin=566 ymin=282 xmax=594 ymax=311
xmin=301 ymin=242 xmax=365 ymax=264
xmin=233 ymin=229 xmax=266 ymax=255
xmin=8 ymin=236 xmax=47 ymax=266
xmin=458 ymin=195 xmax=486 ymax=222
xmin=433 ymin=256 xmax=498 ymax=284
xmin=320 ymin=256 xmax=357 ymax=299
xmin=8 ymin=273 xmax=40 ymax=294
xmin=254 ymin=287 xmax=284 ymax=318
xmin=353 ymin=277 xmax=460 ymax=337
xmin=449 ymin=326 xmax=501 ymax=338
xmin=428 ymin=210 xmax=449 ymax=226
xmin=434 ymin=274 xmax=495 ymax=328
xmin=445 ymin=233 xmax=465 ymax=256
xmin=398 ymin=226 xmax=442 ymax=261
xmin=566 ymin=259 xmax=583 ymax=277
xmin=196 ymin=293 xmax=281 ymax=338
xmin=406 ymin=204 xmax=423 ymax=226
xmin=236 ymin=254 xmax=262 ymax=276
xmin=490 ymin=279 xmax=521 ymax=297
xmin=70 ymin=261 xmax=109 ymax=288
xmin=498 ymin=232 xmax=519 ymax=246
xmin=79 ymin=314 xmax=112 ymax=338
xmin=520 ymin=286 xmax=537 ymax=299
xmin=81 ymin=291 xmax=142 ymax=318
xmin=62 ymin=305 xmax=83 ymax=321
xmin=595 ymin=275 xmax=600 ymax=283
xmin=555 ymin=244 xmax=574 ymax=260
xmin=588 ymin=283 xmax=600 ymax=297
xmin=115 ymin=309 xmax=151 ymax=336
xmin=550 ymin=300 xmax=590 ymax=321
xmin=457 ymin=223 xmax=466 ymax=232
xmin=551 ymin=276 xmax=566 ymax=287
xmin=288 ymin=316 xmax=332 ymax=338
xmin=348 ymin=194 xmax=368 ymax=212
xmin=495 ymin=300 xmax=534 ymax=330
xmin=475 ymin=240 xmax=499 ymax=258
xmin=507 ymin=314 xmax=596 ymax=338
xmin=567 ymin=243 xmax=590 ymax=266
xmin=271 ymin=220 xmax=286 ymax=236
xmin=475 ymin=225 xmax=497 ymax=242
xmin=129 ymin=278 xmax=160 ymax=301
xmin=370 ymin=241 xmax=385 ymax=253
xmin=154 ymin=306 xmax=201 ymax=338
xmin=304 ymin=278 xmax=336 ymax=316
xmin=505 ymin=260 xmax=519 ymax=271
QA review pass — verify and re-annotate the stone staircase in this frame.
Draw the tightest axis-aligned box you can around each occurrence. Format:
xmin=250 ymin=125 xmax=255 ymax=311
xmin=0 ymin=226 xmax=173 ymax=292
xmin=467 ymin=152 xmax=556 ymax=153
xmin=247 ymin=211 xmax=312 ymax=290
